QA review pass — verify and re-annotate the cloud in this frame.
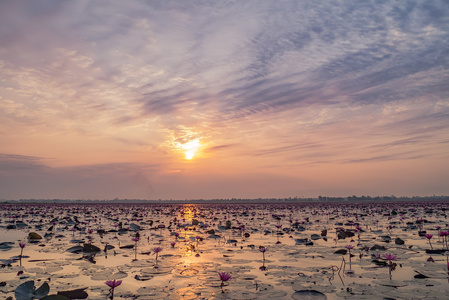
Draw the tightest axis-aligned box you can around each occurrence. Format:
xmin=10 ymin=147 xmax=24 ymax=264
xmin=0 ymin=153 xmax=49 ymax=174
xmin=206 ymin=144 xmax=239 ymax=152
xmin=0 ymin=153 xmax=163 ymax=199
xmin=1 ymin=1 xmax=449 ymax=198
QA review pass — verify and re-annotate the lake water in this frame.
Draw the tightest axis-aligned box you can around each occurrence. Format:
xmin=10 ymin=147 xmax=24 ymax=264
xmin=1 ymin=201 xmax=449 ymax=299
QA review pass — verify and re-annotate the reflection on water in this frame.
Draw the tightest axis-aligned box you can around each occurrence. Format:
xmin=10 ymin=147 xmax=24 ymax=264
xmin=1 ymin=201 xmax=449 ymax=299
xmin=181 ymin=204 xmax=197 ymax=222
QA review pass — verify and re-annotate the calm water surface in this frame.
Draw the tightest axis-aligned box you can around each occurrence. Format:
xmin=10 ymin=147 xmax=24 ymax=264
xmin=1 ymin=201 xmax=449 ymax=299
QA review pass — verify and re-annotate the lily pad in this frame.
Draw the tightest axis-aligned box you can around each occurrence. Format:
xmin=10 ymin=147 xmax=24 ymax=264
xmin=82 ymin=244 xmax=100 ymax=253
xmin=57 ymin=288 xmax=88 ymax=299
xmin=130 ymin=223 xmax=140 ymax=231
xmin=28 ymin=232 xmax=42 ymax=240
xmin=292 ymin=290 xmax=327 ymax=300
xmin=0 ymin=242 xmax=14 ymax=251
xmin=15 ymin=281 xmax=49 ymax=300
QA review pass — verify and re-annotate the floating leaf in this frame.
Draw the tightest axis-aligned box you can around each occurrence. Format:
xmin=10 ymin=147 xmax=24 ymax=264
xmin=28 ymin=232 xmax=43 ymax=240
xmin=310 ymin=234 xmax=321 ymax=240
xmin=15 ymin=280 xmax=35 ymax=300
xmin=334 ymin=249 xmax=347 ymax=255
xmin=337 ymin=229 xmax=354 ymax=239
xmin=425 ymin=249 xmax=446 ymax=254
xmin=34 ymin=282 xmax=50 ymax=299
xmin=295 ymin=238 xmax=308 ymax=245
xmin=134 ymin=274 xmax=154 ymax=281
xmin=394 ymin=237 xmax=405 ymax=245
xmin=380 ymin=235 xmax=391 ymax=242
xmin=371 ymin=259 xmax=388 ymax=266
xmin=104 ymin=244 xmax=115 ymax=250
xmin=41 ymin=296 xmax=70 ymax=300
xmin=292 ymin=290 xmax=327 ymax=300
xmin=57 ymin=288 xmax=88 ymax=299
xmin=414 ymin=272 xmax=429 ymax=279
xmin=370 ymin=244 xmax=386 ymax=251
xmin=226 ymin=239 xmax=238 ymax=244
xmin=0 ymin=242 xmax=14 ymax=251
xmin=130 ymin=223 xmax=140 ymax=231
xmin=1 ymin=259 xmax=14 ymax=265
xmin=83 ymin=244 xmax=100 ymax=253
xmin=66 ymin=246 xmax=83 ymax=253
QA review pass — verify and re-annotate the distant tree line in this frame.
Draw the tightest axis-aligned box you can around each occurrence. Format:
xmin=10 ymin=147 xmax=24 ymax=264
xmin=1 ymin=195 xmax=448 ymax=204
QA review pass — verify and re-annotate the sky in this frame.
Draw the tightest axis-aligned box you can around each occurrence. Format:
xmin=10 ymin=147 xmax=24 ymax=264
xmin=1 ymin=0 xmax=448 ymax=200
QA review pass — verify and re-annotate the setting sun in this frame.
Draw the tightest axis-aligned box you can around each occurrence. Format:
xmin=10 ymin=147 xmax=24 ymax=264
xmin=181 ymin=139 xmax=201 ymax=160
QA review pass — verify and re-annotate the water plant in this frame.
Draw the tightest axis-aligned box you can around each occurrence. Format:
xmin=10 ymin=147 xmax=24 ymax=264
xmin=105 ymin=279 xmax=122 ymax=300
xmin=15 ymin=281 xmax=68 ymax=300
xmin=439 ymin=231 xmax=449 ymax=250
xmin=259 ymin=246 xmax=267 ymax=271
xmin=195 ymin=235 xmax=202 ymax=251
xmin=425 ymin=234 xmax=433 ymax=249
xmin=158 ymin=224 xmax=165 ymax=235
xmin=19 ymin=242 xmax=25 ymax=266
xmin=382 ymin=253 xmax=397 ymax=279
xmin=259 ymin=246 xmax=266 ymax=260
xmin=345 ymin=244 xmax=354 ymax=269
xmin=132 ymin=237 xmax=140 ymax=261
xmin=218 ymin=271 xmax=231 ymax=293
xmin=153 ymin=246 xmax=162 ymax=264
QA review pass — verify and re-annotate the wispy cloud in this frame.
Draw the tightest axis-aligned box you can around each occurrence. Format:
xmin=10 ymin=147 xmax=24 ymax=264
xmin=0 ymin=1 xmax=448 ymax=198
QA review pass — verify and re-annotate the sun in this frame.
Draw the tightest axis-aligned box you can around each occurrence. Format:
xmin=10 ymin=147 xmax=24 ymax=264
xmin=185 ymin=151 xmax=195 ymax=160
xmin=180 ymin=138 xmax=201 ymax=160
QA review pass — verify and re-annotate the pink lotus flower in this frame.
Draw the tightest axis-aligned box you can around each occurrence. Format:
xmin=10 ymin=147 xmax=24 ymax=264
xmin=18 ymin=242 xmax=26 ymax=265
xmin=382 ymin=253 xmax=397 ymax=261
xmin=425 ymin=234 xmax=433 ymax=249
xmin=218 ymin=271 xmax=231 ymax=282
xmin=383 ymin=253 xmax=397 ymax=280
xmin=153 ymin=247 xmax=162 ymax=264
xmin=218 ymin=271 xmax=231 ymax=292
xmin=105 ymin=279 xmax=122 ymax=288
xmin=105 ymin=279 xmax=122 ymax=299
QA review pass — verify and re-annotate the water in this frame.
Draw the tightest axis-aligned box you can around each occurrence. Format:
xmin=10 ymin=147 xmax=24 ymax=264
xmin=0 ymin=201 xmax=448 ymax=299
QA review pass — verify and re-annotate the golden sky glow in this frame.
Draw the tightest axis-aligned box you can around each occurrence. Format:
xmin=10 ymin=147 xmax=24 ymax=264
xmin=0 ymin=1 xmax=448 ymax=200
xmin=180 ymin=139 xmax=201 ymax=160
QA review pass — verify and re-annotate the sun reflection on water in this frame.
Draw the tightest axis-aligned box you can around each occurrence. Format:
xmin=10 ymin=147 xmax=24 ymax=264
xmin=181 ymin=204 xmax=197 ymax=222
